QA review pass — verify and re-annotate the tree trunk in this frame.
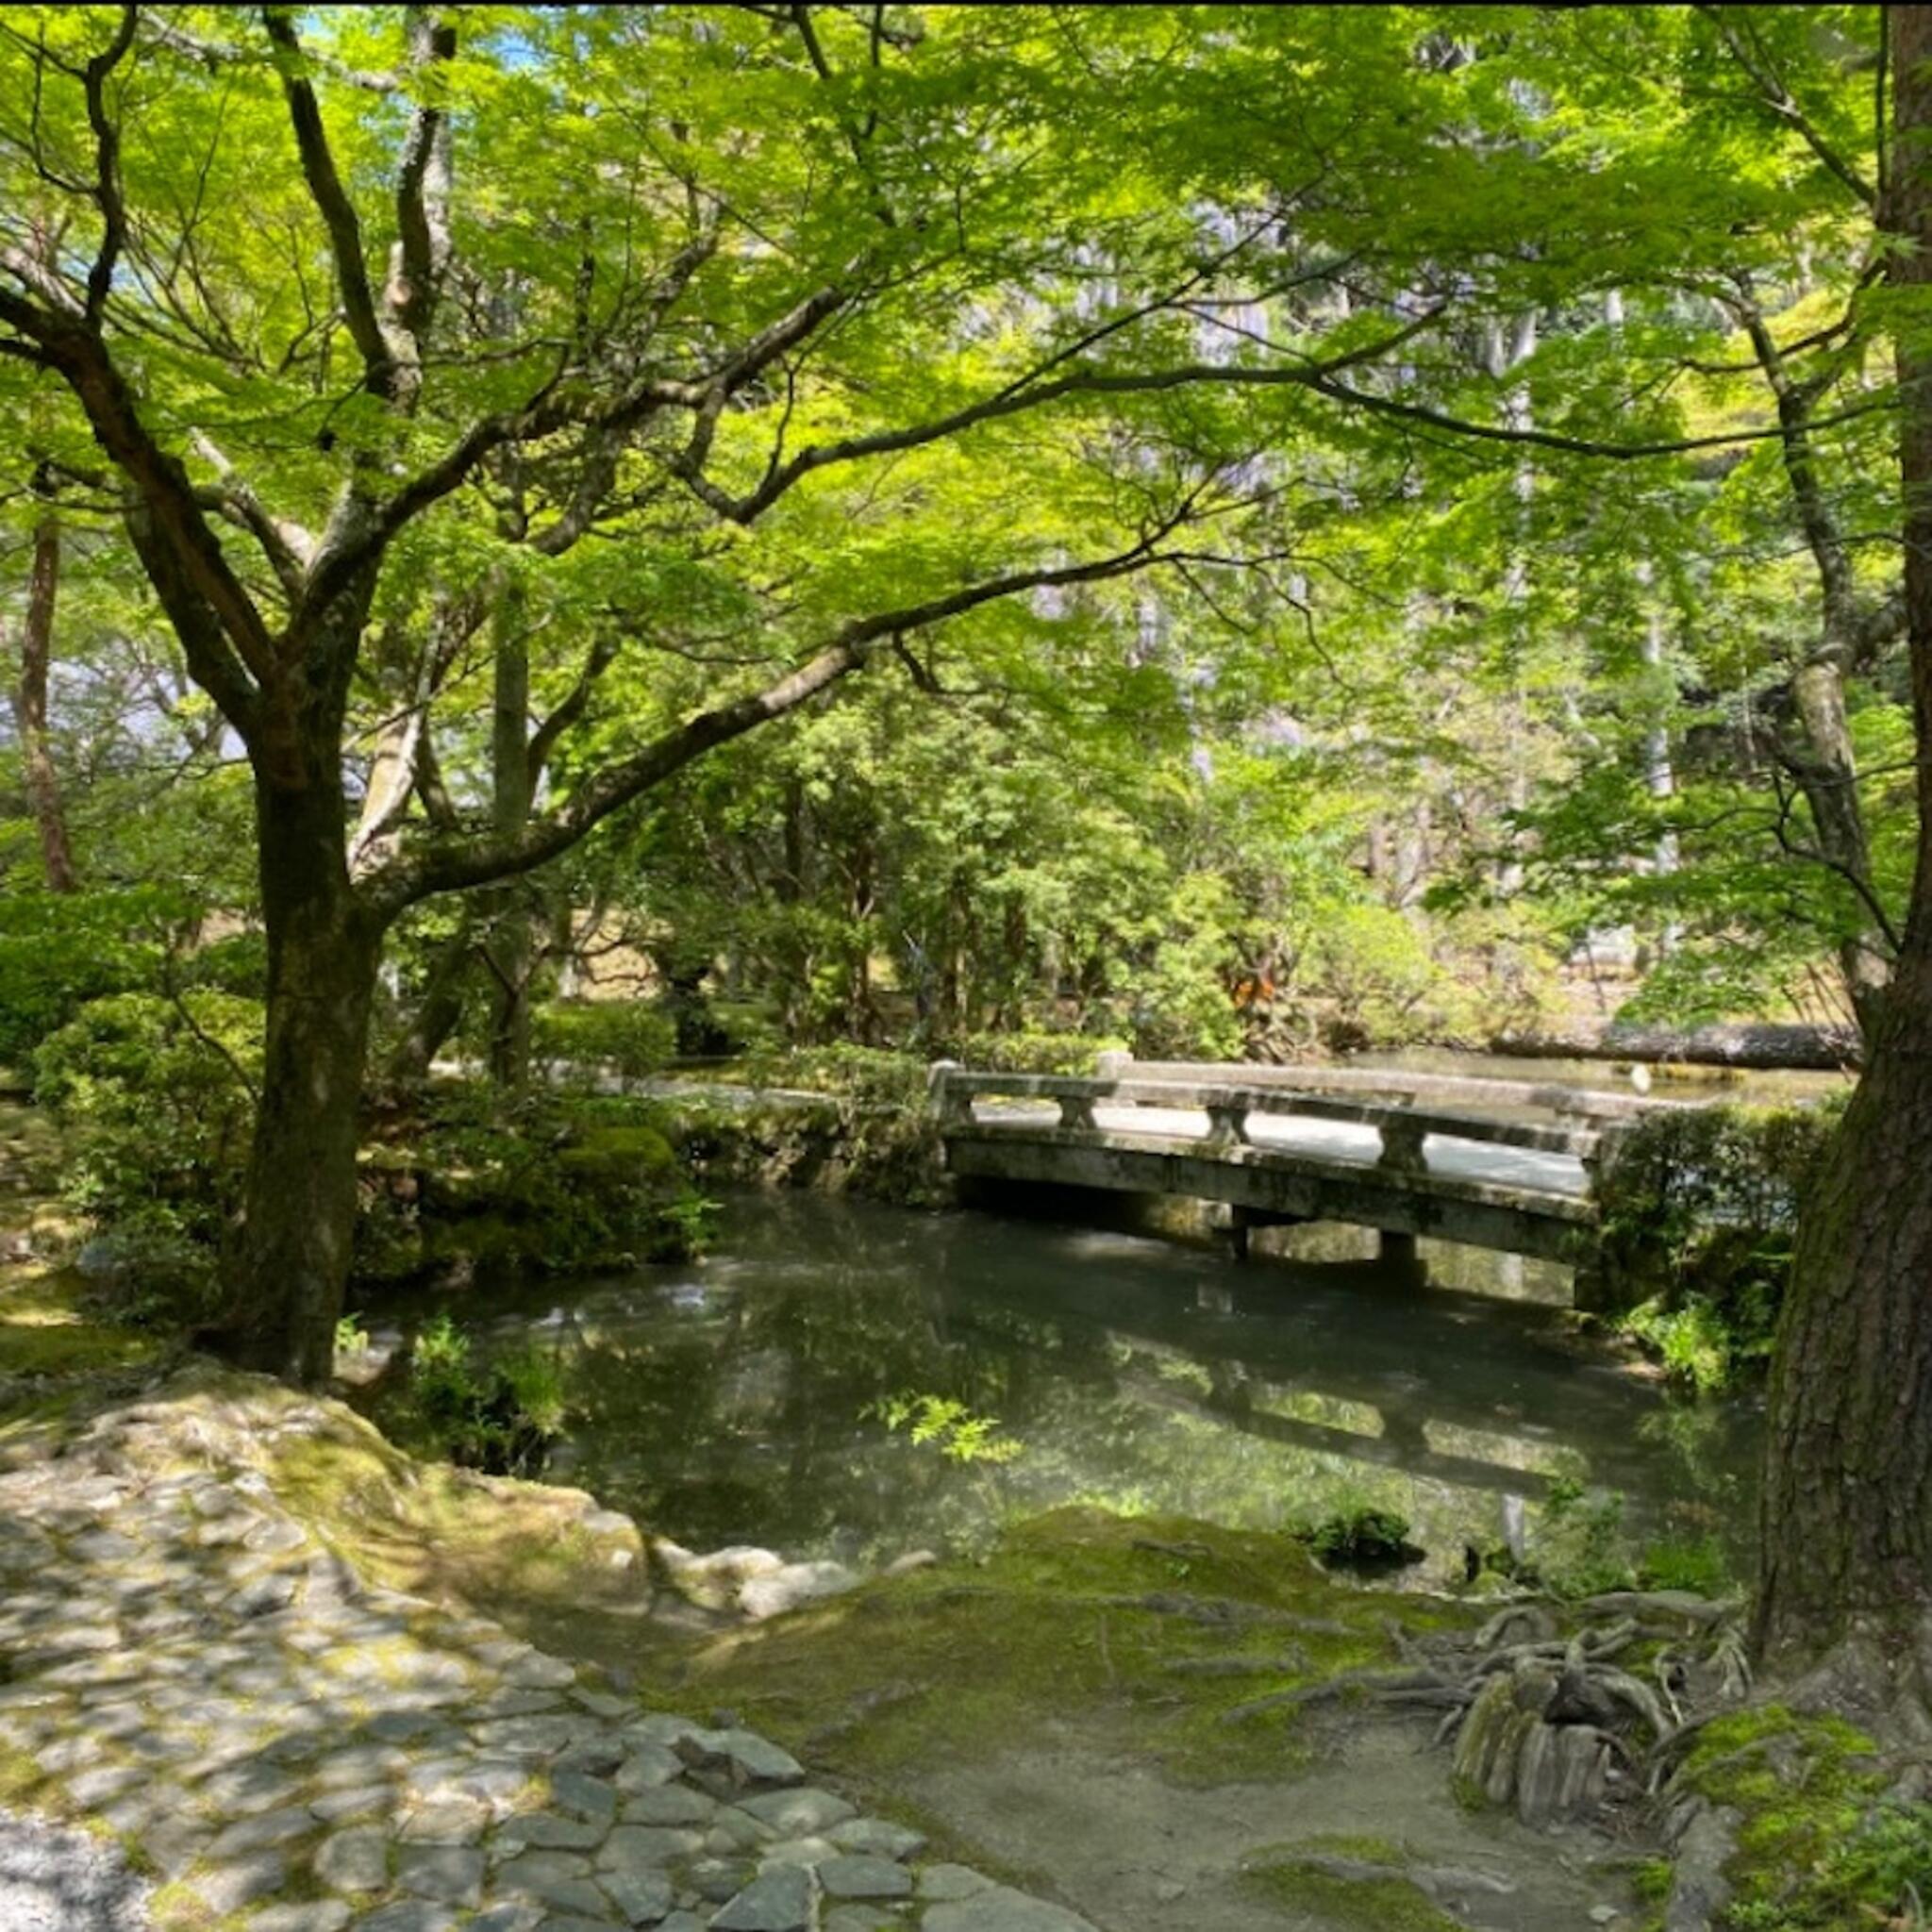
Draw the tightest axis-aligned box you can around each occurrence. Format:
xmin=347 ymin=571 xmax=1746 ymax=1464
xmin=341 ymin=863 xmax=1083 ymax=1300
xmin=1754 ymin=1 xmax=1932 ymax=1668
xmin=9 ymin=511 xmax=77 ymax=892
xmin=221 ymin=773 xmax=381 ymax=1387
xmin=486 ymin=574 xmax=534 ymax=1089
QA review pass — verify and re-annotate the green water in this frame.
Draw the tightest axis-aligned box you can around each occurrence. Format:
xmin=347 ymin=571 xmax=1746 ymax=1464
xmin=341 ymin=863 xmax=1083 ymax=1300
xmin=364 ymin=1190 xmax=1756 ymax=1588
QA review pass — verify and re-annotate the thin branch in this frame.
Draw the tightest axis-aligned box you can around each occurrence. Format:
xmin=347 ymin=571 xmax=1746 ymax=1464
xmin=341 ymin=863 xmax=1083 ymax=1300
xmin=261 ymin=7 xmax=394 ymax=397
xmin=369 ymin=519 xmax=1203 ymax=911
xmin=81 ymin=7 xmax=138 ymax=325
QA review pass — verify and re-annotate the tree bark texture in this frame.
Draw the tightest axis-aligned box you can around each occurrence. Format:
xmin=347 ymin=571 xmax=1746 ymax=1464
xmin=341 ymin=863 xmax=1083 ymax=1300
xmin=221 ymin=768 xmax=381 ymax=1387
xmin=1754 ymin=1 xmax=1932 ymax=1667
xmin=9 ymin=511 xmax=78 ymax=891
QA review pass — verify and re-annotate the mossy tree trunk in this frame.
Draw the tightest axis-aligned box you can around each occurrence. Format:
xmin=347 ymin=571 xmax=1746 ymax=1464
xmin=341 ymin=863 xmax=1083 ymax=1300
xmin=1754 ymin=2 xmax=1932 ymax=1665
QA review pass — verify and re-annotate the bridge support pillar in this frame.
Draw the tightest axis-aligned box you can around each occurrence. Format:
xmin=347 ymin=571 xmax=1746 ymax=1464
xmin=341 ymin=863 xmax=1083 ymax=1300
xmin=1377 ymin=1228 xmax=1424 ymax=1277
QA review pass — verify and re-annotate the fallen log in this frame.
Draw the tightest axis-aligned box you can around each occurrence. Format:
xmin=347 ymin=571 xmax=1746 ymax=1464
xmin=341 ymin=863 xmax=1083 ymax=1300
xmin=1489 ymin=1022 xmax=1860 ymax=1073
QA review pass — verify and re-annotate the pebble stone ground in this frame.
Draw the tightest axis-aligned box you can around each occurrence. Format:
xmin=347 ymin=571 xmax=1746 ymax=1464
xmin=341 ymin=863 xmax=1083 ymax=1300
xmin=0 ymin=1381 xmax=1098 ymax=1932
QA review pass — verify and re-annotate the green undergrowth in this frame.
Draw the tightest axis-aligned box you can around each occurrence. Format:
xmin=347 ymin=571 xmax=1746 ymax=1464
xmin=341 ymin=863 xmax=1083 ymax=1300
xmin=643 ymin=1506 xmax=1474 ymax=1788
xmin=1672 ymin=1704 xmax=1932 ymax=1930
xmin=1591 ymin=1101 xmax=1844 ymax=1392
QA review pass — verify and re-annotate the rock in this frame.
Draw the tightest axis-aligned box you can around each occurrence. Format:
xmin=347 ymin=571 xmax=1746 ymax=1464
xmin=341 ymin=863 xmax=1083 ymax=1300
xmin=919 ymin=1866 xmax=994 ymax=1902
xmin=817 ymin=1854 xmax=912 ymax=1900
xmin=616 ymin=1743 xmax=685 ymax=1791
xmin=1667 ymin=1803 xmax=1741 ymax=1932
xmin=495 ymin=1809 xmax=608 ymax=1852
xmin=205 ymin=1805 xmax=315 ymax=1858
xmin=688 ymin=1857 xmax=757 ymax=1902
xmin=189 ymin=1851 xmax=287 ymax=1915
xmin=758 ymin=1836 xmax=839 ymax=1867
xmin=600 ymin=1823 xmax=708 ymax=1867
xmin=741 ymin=1788 xmax=856 ymax=1836
xmin=469 ymin=1907 xmax=547 ymax=1932
xmin=494 ymin=1848 xmax=614 ymax=1918
xmin=883 ymin=1550 xmax=939 ymax=1577
xmin=248 ymin=1904 xmax=353 ymax=1932
xmin=314 ymin=1824 xmax=390 ymax=1894
xmin=356 ymin=1905 xmax=461 ymax=1932
xmin=709 ymin=1862 xmax=816 ymax=1931
xmin=825 ymin=1912 xmax=905 ymax=1932
xmin=469 ymin=1908 xmax=546 ymax=1932
xmin=738 ymin=1561 xmax=862 ymax=1621
xmin=922 ymin=1888 xmax=1100 ymax=1932
xmin=655 ymin=1541 xmax=785 ymax=1611
xmin=602 ymin=1862 xmax=675 ymax=1924
xmin=622 ymin=1784 xmax=716 ymax=1827
xmin=1590 ymin=1909 xmax=1621 ymax=1926
xmin=554 ymin=1770 xmax=622 ymax=1824
xmin=829 ymin=1818 xmax=925 ymax=1861
xmin=396 ymin=1842 xmax=487 ymax=1907
xmin=675 ymin=1727 xmax=805 ymax=1793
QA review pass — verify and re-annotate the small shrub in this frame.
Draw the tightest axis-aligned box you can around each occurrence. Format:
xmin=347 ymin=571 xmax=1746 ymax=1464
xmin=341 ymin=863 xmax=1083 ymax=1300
xmin=1528 ymin=1478 xmax=1634 ymax=1598
xmin=950 ymin=1032 xmax=1129 ymax=1076
xmin=405 ymin=1312 xmax=567 ymax=1476
xmin=32 ymin=991 xmax=264 ymax=1323
xmin=1301 ymin=1507 xmax=1422 ymax=1570
xmin=0 ymin=887 xmax=189 ymax=1063
xmin=531 ymin=1001 xmax=677 ymax=1081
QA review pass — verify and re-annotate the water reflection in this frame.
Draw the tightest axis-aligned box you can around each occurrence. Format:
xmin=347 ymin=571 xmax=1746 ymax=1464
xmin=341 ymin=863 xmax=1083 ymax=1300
xmin=359 ymin=1191 xmax=1757 ymax=1586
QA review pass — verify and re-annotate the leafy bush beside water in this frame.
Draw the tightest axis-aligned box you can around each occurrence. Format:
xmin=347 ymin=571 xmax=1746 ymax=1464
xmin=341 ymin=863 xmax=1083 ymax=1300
xmin=403 ymin=1312 xmax=567 ymax=1476
xmin=1591 ymin=1099 xmax=1845 ymax=1391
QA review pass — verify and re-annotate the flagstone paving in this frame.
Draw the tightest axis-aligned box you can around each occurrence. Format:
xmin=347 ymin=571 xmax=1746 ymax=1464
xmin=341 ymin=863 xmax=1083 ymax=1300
xmin=0 ymin=1376 xmax=1097 ymax=1932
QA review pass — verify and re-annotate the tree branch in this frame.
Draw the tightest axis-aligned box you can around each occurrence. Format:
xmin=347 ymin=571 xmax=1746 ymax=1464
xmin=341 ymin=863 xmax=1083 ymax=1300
xmin=261 ymin=7 xmax=395 ymax=398
xmin=81 ymin=7 xmax=138 ymax=325
xmin=1697 ymin=6 xmax=1876 ymax=208
xmin=368 ymin=527 xmax=1195 ymax=911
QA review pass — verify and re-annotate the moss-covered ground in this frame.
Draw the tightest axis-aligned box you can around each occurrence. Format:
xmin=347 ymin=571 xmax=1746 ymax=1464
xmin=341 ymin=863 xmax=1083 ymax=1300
xmin=1669 ymin=1702 xmax=1932 ymax=1931
xmin=0 ymin=1099 xmax=169 ymax=1392
xmin=641 ymin=1506 xmax=1469 ymax=1787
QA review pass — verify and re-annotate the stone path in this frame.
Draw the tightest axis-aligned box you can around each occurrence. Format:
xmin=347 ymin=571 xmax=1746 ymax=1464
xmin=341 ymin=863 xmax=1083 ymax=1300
xmin=0 ymin=1381 xmax=1097 ymax=1932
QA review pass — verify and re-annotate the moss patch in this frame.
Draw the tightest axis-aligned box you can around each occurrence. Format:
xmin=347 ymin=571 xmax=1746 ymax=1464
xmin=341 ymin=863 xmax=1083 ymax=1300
xmin=643 ymin=1506 xmax=1469 ymax=1789
xmin=1674 ymin=1703 xmax=1912 ymax=1928
xmin=1241 ymin=1853 xmax=1466 ymax=1932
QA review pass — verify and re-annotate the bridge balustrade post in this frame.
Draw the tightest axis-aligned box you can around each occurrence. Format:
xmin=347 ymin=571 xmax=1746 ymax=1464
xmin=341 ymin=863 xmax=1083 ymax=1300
xmin=1377 ymin=1117 xmax=1427 ymax=1174
xmin=928 ymin=1061 xmax=973 ymax=1126
xmin=1205 ymin=1103 xmax=1249 ymax=1147
xmin=1057 ymin=1091 xmax=1098 ymax=1131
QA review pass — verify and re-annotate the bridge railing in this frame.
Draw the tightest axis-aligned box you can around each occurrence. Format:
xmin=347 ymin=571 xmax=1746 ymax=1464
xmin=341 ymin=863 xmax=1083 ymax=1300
xmin=927 ymin=1067 xmax=1608 ymax=1188
xmin=1083 ymin=1054 xmax=1690 ymax=1124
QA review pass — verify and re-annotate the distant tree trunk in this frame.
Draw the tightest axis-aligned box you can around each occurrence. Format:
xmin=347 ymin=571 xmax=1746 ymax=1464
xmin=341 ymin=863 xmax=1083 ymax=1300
xmin=486 ymin=574 xmax=534 ymax=1089
xmin=221 ymin=768 xmax=381 ymax=1386
xmin=1736 ymin=290 xmax=1893 ymax=1027
xmin=1754 ymin=1 xmax=1932 ymax=1669
xmin=9 ymin=510 xmax=77 ymax=891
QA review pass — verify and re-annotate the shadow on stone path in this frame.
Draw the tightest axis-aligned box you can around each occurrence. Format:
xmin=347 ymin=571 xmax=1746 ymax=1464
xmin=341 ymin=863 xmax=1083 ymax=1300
xmin=0 ymin=1371 xmax=1096 ymax=1932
